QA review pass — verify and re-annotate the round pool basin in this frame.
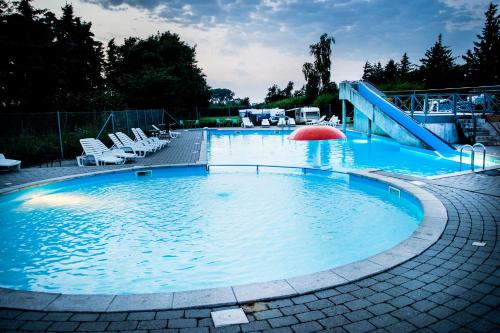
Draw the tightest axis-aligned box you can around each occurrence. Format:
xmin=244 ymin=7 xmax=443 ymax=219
xmin=0 ymin=166 xmax=422 ymax=295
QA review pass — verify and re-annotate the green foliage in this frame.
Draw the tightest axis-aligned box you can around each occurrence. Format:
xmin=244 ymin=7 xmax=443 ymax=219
xmin=110 ymin=32 xmax=210 ymax=109
xmin=210 ymin=88 xmax=235 ymax=105
xmin=377 ymin=81 xmax=425 ymax=91
xmin=265 ymin=81 xmax=294 ymax=103
xmin=266 ymin=95 xmax=308 ymax=109
xmin=420 ymin=34 xmax=459 ymax=88
xmin=463 ymin=2 xmax=500 ymax=85
xmin=313 ymin=93 xmax=338 ymax=107
xmin=309 ymin=33 xmax=335 ymax=92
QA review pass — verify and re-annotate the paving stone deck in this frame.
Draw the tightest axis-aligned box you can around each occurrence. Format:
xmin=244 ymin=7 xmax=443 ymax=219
xmin=0 ymin=132 xmax=499 ymax=332
xmin=0 ymin=130 xmax=204 ymax=190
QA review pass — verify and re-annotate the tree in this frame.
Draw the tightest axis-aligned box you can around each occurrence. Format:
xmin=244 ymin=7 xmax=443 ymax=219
xmin=362 ymin=61 xmax=373 ymax=80
xmin=210 ymin=88 xmax=235 ymax=105
xmin=398 ymin=53 xmax=414 ymax=81
xmin=302 ymin=62 xmax=320 ymax=100
xmin=309 ymin=33 xmax=335 ymax=92
xmin=463 ymin=2 xmax=500 ymax=85
xmin=420 ymin=34 xmax=458 ymax=88
xmin=384 ymin=59 xmax=398 ymax=82
xmin=109 ymin=32 xmax=210 ymax=108
xmin=283 ymin=81 xmax=294 ymax=98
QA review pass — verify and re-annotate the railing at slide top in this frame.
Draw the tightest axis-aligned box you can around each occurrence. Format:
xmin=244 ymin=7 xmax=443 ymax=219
xmin=382 ymin=85 xmax=500 ymax=121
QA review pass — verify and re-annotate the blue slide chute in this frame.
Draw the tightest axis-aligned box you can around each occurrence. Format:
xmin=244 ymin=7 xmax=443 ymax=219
xmin=356 ymin=81 xmax=455 ymax=153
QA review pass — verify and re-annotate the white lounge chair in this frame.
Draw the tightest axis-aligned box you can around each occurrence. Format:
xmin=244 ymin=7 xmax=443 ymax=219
xmin=134 ymin=128 xmax=169 ymax=149
xmin=116 ymin=132 xmax=156 ymax=154
xmin=0 ymin=153 xmax=21 ymax=171
xmin=277 ymin=118 xmax=286 ymax=127
xmin=132 ymin=128 xmax=161 ymax=151
xmin=93 ymin=139 xmax=138 ymax=162
xmin=287 ymin=118 xmax=296 ymax=126
xmin=152 ymin=124 xmax=180 ymax=139
xmin=78 ymin=138 xmax=125 ymax=166
xmin=261 ymin=119 xmax=270 ymax=128
xmin=241 ymin=117 xmax=254 ymax=128
xmin=327 ymin=115 xmax=340 ymax=127
xmin=314 ymin=115 xmax=327 ymax=125
xmin=108 ymin=133 xmax=147 ymax=157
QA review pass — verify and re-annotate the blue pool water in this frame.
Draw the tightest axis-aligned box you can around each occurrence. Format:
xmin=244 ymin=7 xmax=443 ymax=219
xmin=208 ymin=129 xmax=491 ymax=176
xmin=0 ymin=167 xmax=421 ymax=294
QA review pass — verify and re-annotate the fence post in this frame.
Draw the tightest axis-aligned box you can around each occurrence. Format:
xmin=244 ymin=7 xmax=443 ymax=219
xmin=410 ymin=94 xmax=415 ymax=119
xmin=57 ymin=111 xmax=64 ymax=160
xmin=111 ymin=111 xmax=115 ymax=133
xmin=423 ymin=94 xmax=429 ymax=124
xmin=341 ymin=99 xmax=346 ymax=132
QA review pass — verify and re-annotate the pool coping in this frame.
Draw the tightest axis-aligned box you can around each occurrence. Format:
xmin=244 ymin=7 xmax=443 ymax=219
xmin=0 ymin=164 xmax=448 ymax=312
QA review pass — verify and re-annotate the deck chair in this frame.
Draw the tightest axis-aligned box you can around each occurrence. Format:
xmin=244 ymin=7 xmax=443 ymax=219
xmin=131 ymin=128 xmax=162 ymax=151
xmin=135 ymin=128 xmax=169 ymax=148
xmin=78 ymin=138 xmax=124 ymax=166
xmin=116 ymin=132 xmax=156 ymax=154
xmin=242 ymin=117 xmax=254 ymax=128
xmin=287 ymin=118 xmax=296 ymax=126
xmin=261 ymin=119 xmax=270 ymax=127
xmin=108 ymin=133 xmax=147 ymax=157
xmin=93 ymin=139 xmax=138 ymax=162
xmin=277 ymin=118 xmax=286 ymax=127
xmin=0 ymin=154 xmax=21 ymax=171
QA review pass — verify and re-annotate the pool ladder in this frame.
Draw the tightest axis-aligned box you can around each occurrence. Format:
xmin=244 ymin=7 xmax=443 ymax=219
xmin=459 ymin=143 xmax=486 ymax=171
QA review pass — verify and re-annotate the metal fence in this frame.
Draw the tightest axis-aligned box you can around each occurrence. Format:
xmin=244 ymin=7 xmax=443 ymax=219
xmin=0 ymin=104 xmax=344 ymax=167
xmin=0 ymin=109 xmax=165 ymax=166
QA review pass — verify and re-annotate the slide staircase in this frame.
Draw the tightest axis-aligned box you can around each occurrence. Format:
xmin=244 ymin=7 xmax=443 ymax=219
xmin=339 ymin=81 xmax=456 ymax=153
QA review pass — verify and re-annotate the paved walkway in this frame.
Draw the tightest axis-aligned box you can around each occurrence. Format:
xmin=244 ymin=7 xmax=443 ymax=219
xmin=0 ymin=130 xmax=204 ymax=190
xmin=0 ymin=139 xmax=499 ymax=332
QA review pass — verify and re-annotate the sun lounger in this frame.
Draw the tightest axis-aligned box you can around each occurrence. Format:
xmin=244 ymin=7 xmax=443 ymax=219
xmin=327 ymin=115 xmax=340 ymax=127
xmin=134 ymin=128 xmax=169 ymax=148
xmin=92 ymin=139 xmax=138 ymax=162
xmin=242 ymin=117 xmax=254 ymax=128
xmin=78 ymin=138 xmax=125 ymax=166
xmin=0 ymin=153 xmax=21 ymax=171
xmin=277 ymin=118 xmax=286 ymax=127
xmin=287 ymin=118 xmax=296 ymax=126
xmin=262 ymin=119 xmax=270 ymax=128
xmin=108 ymin=133 xmax=147 ymax=157
xmin=116 ymin=132 xmax=156 ymax=154
xmin=132 ymin=128 xmax=162 ymax=151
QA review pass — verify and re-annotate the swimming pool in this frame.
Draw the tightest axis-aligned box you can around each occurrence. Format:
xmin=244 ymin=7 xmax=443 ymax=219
xmin=0 ymin=166 xmax=422 ymax=294
xmin=208 ymin=129 xmax=494 ymax=176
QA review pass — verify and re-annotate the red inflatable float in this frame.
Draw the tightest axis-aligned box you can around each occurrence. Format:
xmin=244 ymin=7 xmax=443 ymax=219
xmin=288 ymin=126 xmax=346 ymax=141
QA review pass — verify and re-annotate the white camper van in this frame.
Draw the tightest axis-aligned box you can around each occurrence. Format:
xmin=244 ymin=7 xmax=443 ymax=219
xmin=286 ymin=107 xmax=321 ymax=124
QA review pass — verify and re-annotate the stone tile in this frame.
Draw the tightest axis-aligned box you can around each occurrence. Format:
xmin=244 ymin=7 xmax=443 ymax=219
xmin=233 ymin=280 xmax=297 ymax=303
xmin=343 ymin=320 xmax=376 ymax=333
xmin=0 ymin=290 xmax=59 ymax=311
xmin=173 ymin=287 xmax=236 ymax=309
xmin=287 ymin=271 xmax=347 ymax=294
xmin=333 ymin=260 xmax=385 ymax=281
xmin=268 ymin=316 xmax=299 ymax=328
xmin=107 ymin=293 xmax=173 ymax=311
xmin=290 ymin=321 xmax=323 ymax=333
xmin=253 ymin=309 xmax=282 ymax=320
xmin=168 ymin=319 xmax=197 ymax=329
xmin=45 ymin=294 xmax=114 ymax=312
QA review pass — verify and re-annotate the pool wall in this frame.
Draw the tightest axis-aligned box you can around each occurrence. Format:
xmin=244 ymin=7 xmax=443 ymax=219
xmin=0 ymin=163 xmax=447 ymax=311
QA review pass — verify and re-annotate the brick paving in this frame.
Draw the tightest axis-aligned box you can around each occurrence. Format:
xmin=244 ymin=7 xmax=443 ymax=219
xmin=0 ymin=137 xmax=499 ymax=332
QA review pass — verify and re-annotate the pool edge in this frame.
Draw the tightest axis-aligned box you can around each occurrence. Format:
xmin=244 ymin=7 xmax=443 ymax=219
xmin=0 ymin=166 xmax=447 ymax=312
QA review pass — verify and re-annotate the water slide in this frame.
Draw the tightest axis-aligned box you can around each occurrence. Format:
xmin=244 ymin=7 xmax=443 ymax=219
xmin=340 ymin=81 xmax=456 ymax=153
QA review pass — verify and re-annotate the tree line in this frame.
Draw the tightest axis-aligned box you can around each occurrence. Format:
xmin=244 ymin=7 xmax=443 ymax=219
xmin=362 ymin=3 xmax=499 ymax=91
xmin=0 ymin=0 xmax=210 ymax=114
xmin=262 ymin=33 xmax=338 ymax=109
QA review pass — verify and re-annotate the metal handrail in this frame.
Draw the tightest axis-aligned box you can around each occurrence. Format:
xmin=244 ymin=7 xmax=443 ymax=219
xmin=206 ymin=163 xmax=342 ymax=175
xmin=473 ymin=143 xmax=486 ymax=170
xmin=459 ymin=144 xmax=487 ymax=171
xmin=460 ymin=145 xmax=474 ymax=171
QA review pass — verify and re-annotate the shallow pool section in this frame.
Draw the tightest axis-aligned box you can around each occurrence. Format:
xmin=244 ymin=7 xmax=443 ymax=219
xmin=0 ymin=167 xmax=422 ymax=294
xmin=208 ymin=129 xmax=484 ymax=176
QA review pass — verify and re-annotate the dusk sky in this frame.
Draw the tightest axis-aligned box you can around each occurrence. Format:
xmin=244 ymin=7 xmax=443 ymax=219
xmin=38 ymin=0 xmax=495 ymax=102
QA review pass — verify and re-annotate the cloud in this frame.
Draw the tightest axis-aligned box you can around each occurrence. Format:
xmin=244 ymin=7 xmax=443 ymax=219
xmin=37 ymin=0 xmax=491 ymax=102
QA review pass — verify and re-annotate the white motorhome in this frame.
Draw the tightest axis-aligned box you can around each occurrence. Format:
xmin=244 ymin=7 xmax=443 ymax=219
xmin=286 ymin=107 xmax=321 ymax=124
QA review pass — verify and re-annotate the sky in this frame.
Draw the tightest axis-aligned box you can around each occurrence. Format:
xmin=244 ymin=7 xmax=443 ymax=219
xmin=37 ymin=0 xmax=495 ymax=102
